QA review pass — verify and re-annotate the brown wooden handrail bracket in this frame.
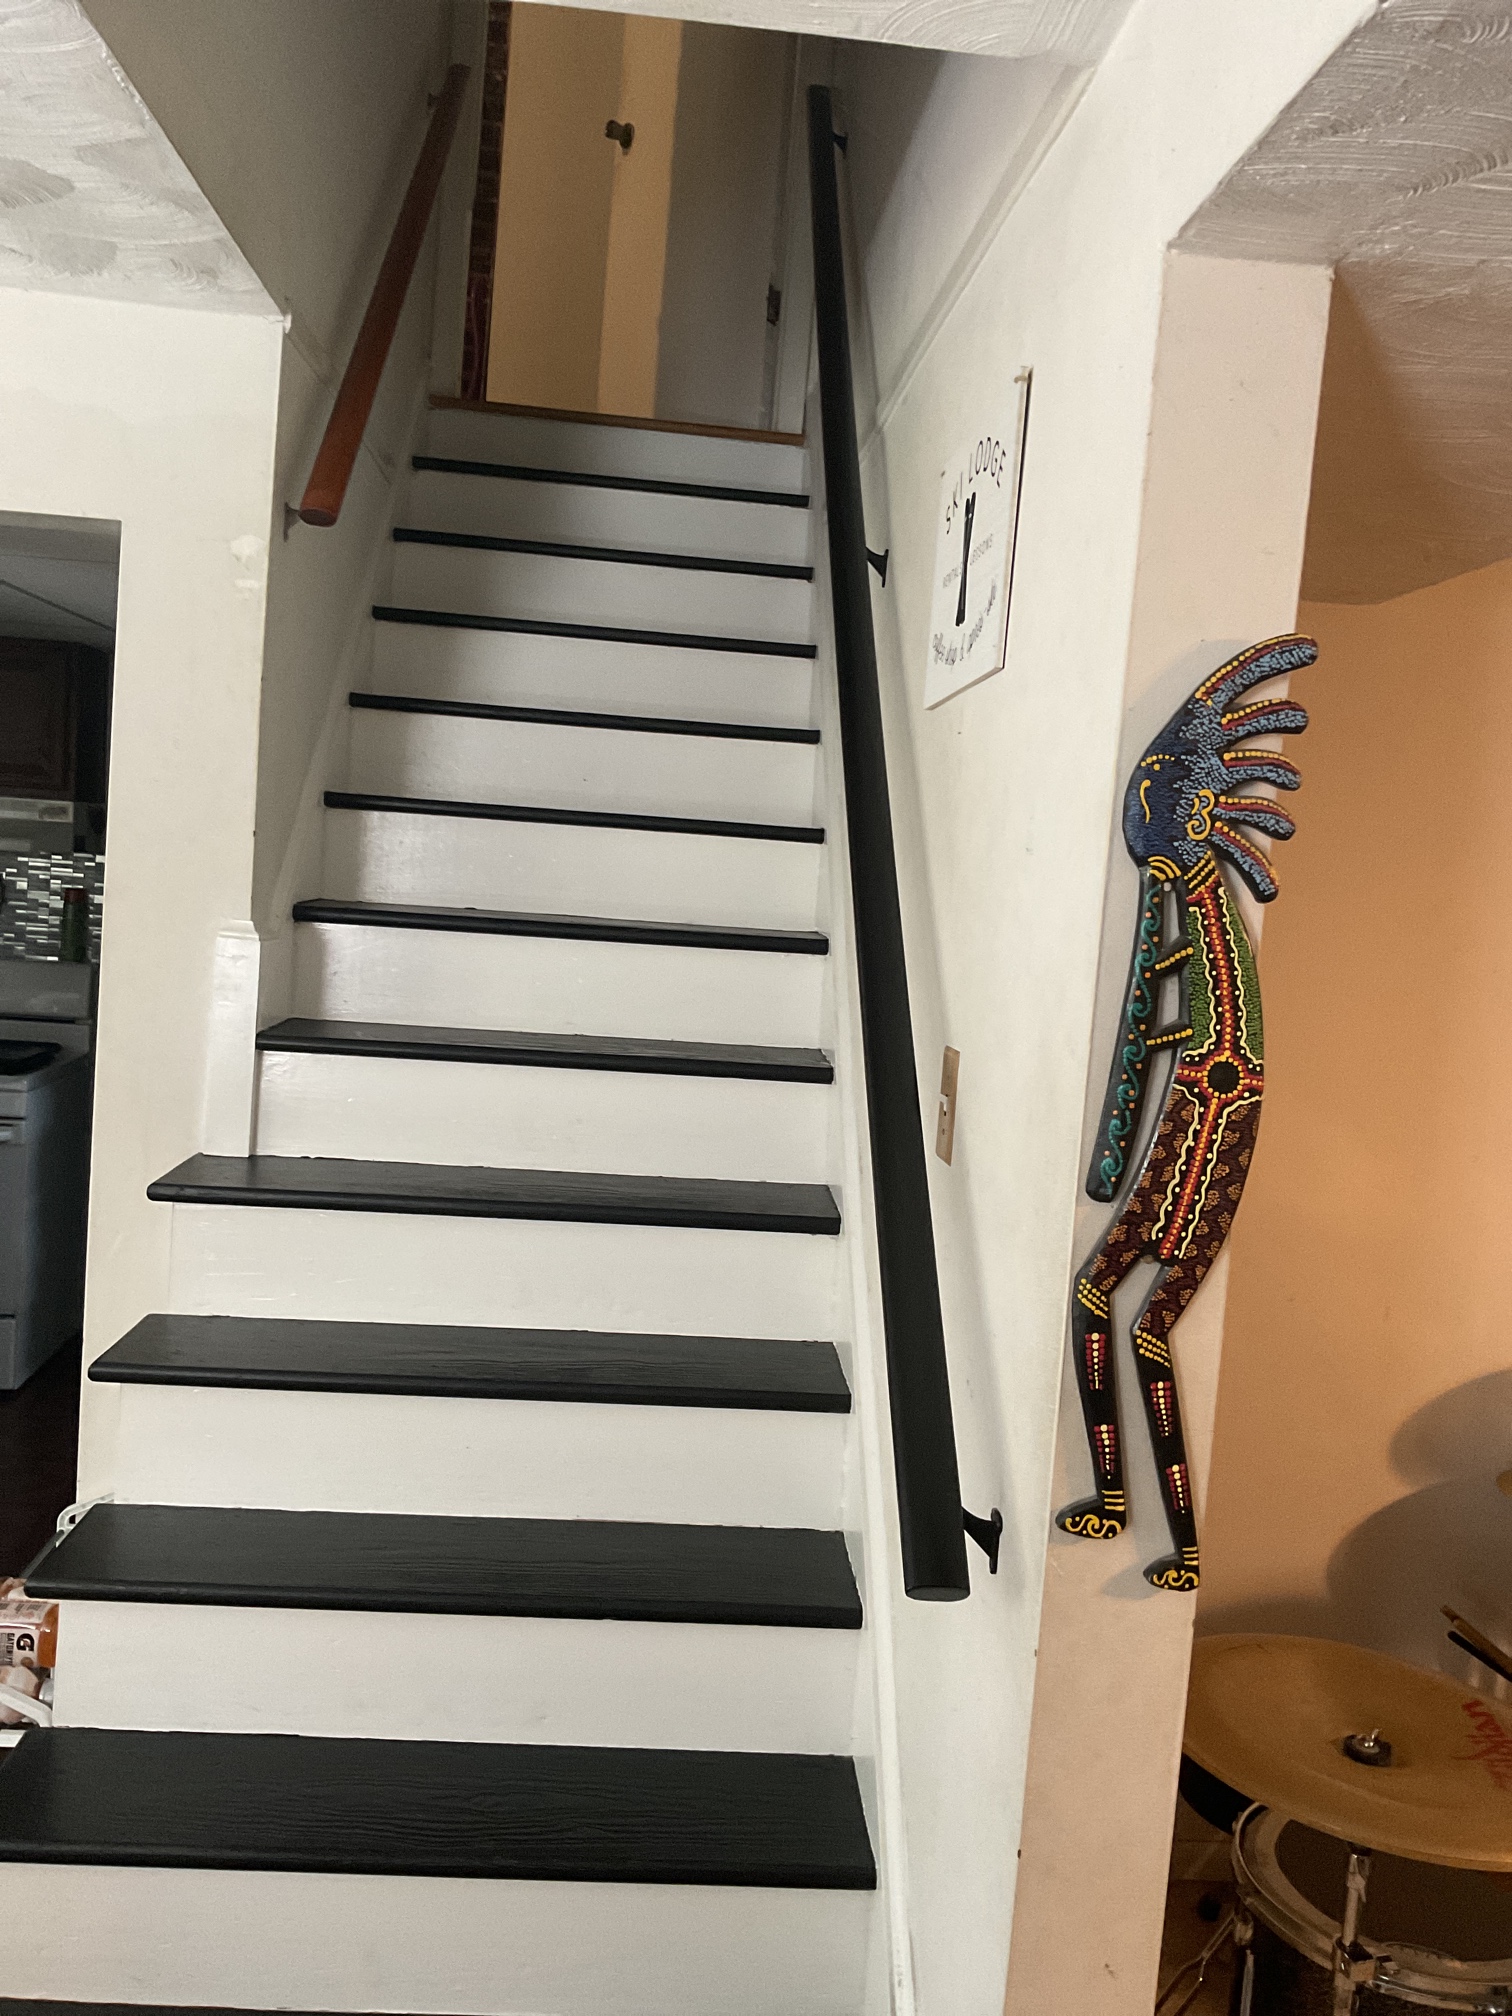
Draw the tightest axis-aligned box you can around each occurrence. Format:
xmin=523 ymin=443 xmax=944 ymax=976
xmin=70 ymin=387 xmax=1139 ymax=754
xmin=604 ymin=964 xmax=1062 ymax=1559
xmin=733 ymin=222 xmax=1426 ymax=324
xmin=298 ymin=63 xmax=472 ymax=528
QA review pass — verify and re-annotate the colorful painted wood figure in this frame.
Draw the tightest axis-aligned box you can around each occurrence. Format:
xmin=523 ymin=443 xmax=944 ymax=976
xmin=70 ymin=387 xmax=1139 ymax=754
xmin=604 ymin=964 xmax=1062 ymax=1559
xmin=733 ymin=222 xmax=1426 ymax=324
xmin=1056 ymin=634 xmax=1318 ymax=1592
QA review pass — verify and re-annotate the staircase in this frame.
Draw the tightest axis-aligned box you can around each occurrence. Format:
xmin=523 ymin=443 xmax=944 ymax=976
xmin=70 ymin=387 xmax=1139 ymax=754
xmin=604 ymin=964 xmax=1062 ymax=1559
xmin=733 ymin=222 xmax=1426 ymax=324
xmin=0 ymin=404 xmax=891 ymax=2016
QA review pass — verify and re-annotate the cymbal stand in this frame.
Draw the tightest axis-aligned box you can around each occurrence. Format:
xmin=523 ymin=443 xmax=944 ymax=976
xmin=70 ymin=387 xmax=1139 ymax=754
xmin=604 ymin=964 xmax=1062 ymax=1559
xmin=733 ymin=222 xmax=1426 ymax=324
xmin=1152 ymin=1910 xmax=1236 ymax=2016
xmin=1331 ymin=1845 xmax=1375 ymax=2015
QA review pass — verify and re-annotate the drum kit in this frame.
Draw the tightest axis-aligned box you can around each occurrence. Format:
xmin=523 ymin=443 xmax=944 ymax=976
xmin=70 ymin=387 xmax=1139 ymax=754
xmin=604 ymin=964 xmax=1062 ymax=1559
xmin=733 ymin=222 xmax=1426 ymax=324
xmin=1163 ymin=1632 xmax=1512 ymax=2015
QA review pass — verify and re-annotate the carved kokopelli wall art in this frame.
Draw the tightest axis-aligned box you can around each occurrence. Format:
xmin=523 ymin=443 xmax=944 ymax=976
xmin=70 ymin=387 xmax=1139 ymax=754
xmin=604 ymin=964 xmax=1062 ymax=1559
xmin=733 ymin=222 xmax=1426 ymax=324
xmin=1056 ymin=634 xmax=1318 ymax=1592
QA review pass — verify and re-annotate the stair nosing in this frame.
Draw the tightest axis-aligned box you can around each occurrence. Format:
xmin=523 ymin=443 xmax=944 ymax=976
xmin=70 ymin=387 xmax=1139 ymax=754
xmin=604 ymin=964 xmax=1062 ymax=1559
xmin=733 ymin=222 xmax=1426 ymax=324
xmin=256 ymin=1016 xmax=835 ymax=1083
xmin=412 ymin=452 xmax=810 ymax=511
xmin=372 ymin=604 xmax=817 ymax=660
xmin=30 ymin=1504 xmax=864 ymax=1630
xmin=0 ymin=2004 xmax=440 ymax=2015
xmin=393 ymin=525 xmax=814 ymax=582
xmin=322 ymin=788 xmax=824 ymax=846
xmin=290 ymin=896 xmax=829 ymax=956
xmin=145 ymin=1154 xmax=843 ymax=1236
xmin=348 ymin=690 xmax=821 ymax=745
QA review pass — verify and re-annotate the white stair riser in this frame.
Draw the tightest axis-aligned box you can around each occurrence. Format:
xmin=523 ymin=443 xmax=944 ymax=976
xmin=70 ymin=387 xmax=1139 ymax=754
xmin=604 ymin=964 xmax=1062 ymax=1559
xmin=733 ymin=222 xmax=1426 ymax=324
xmin=255 ymin=1052 xmax=835 ymax=1183
xmin=0 ymin=1864 xmax=871 ymax=2016
xmin=166 ymin=1207 xmax=843 ymax=1339
xmin=54 ymin=1602 xmax=860 ymax=1753
xmin=321 ymin=809 xmax=824 ymax=931
xmin=294 ymin=922 xmax=828 ymax=1048
xmin=370 ymin=620 xmax=817 ymax=729
xmin=426 ymin=406 xmax=808 ymax=492
xmin=407 ymin=466 xmax=812 ymax=566
xmin=109 ymin=1384 xmax=850 ymax=1526
xmin=389 ymin=541 xmax=813 ymax=640
xmin=348 ymin=705 xmax=821 ymax=827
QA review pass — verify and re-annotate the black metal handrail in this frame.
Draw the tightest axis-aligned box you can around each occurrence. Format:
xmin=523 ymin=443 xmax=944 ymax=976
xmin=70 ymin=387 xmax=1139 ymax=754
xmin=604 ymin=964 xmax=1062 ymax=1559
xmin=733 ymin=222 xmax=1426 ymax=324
xmin=806 ymin=85 xmax=984 ymax=1601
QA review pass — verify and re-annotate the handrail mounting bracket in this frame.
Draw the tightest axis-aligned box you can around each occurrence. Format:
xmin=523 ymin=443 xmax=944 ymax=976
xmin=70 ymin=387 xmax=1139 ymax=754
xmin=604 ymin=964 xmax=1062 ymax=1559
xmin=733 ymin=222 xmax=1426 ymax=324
xmin=963 ymin=1508 xmax=1004 ymax=1575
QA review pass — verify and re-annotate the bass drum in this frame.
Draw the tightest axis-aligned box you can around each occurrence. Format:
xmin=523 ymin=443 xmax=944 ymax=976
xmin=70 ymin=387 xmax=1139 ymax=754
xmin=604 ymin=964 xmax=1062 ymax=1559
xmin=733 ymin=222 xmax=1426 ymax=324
xmin=1232 ymin=1807 xmax=1512 ymax=2013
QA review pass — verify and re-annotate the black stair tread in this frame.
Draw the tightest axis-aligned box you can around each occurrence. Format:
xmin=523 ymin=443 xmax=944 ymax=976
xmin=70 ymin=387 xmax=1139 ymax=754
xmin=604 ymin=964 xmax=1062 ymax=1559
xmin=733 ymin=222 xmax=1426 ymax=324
xmin=291 ymin=895 xmax=829 ymax=956
xmin=89 ymin=1313 xmax=853 ymax=1412
xmin=393 ymin=525 xmax=814 ymax=581
xmin=31 ymin=1504 xmax=862 ymax=1629
xmin=349 ymin=689 xmax=821 ymax=745
xmin=257 ymin=1016 xmax=835 ymax=1083
xmin=146 ymin=1154 xmax=842 ymax=1236
xmin=323 ymin=787 xmax=824 ymax=846
xmin=412 ymin=452 xmax=810 ymax=511
xmin=0 ymin=1728 xmax=877 ymax=1887
xmin=0 ymin=2005 xmax=437 ymax=2016
xmin=372 ymin=604 xmax=818 ymax=661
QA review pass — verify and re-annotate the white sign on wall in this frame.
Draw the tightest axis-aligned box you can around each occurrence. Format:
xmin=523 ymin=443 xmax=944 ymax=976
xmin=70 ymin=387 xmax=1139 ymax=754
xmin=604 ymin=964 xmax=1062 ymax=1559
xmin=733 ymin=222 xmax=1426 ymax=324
xmin=924 ymin=370 xmax=1031 ymax=708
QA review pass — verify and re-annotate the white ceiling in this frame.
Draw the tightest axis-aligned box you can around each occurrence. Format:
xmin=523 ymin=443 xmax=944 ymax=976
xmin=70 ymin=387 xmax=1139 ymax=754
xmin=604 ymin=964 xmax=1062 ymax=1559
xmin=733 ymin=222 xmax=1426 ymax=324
xmin=531 ymin=0 xmax=1138 ymax=62
xmin=1180 ymin=0 xmax=1512 ymax=604
xmin=0 ymin=0 xmax=266 ymax=310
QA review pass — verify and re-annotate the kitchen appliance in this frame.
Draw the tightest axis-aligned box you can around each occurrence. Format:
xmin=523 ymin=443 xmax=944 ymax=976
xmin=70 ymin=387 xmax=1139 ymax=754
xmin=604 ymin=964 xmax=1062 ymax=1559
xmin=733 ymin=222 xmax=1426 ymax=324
xmin=0 ymin=956 xmax=93 ymax=1389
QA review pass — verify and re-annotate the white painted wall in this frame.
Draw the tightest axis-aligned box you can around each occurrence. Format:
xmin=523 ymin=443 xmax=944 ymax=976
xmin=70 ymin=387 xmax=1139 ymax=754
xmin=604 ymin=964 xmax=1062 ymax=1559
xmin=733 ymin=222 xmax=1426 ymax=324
xmin=38 ymin=0 xmax=490 ymax=1482
xmin=79 ymin=0 xmax=476 ymax=929
xmin=818 ymin=3 xmax=1369 ymax=2009
xmin=0 ymin=290 xmax=283 ymax=1497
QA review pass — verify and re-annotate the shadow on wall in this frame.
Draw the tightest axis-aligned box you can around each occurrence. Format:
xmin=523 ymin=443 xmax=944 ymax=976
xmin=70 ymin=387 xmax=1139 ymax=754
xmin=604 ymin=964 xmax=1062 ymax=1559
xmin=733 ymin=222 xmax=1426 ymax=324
xmin=1199 ymin=1369 xmax=1512 ymax=1708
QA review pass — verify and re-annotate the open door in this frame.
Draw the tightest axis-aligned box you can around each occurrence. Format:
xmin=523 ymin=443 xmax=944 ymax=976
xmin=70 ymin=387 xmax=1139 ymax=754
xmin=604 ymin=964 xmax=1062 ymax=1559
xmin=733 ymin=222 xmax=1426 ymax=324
xmin=484 ymin=3 xmax=794 ymax=431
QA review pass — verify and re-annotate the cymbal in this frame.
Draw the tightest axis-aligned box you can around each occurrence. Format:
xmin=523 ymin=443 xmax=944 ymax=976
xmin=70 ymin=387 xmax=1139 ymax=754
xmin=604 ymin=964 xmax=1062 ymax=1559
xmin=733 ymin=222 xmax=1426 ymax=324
xmin=1185 ymin=1634 xmax=1512 ymax=1872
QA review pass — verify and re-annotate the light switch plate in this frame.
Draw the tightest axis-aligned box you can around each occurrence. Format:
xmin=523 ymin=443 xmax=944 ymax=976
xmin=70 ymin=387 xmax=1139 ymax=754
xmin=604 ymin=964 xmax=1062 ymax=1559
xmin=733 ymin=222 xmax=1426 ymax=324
xmin=936 ymin=1046 xmax=960 ymax=1164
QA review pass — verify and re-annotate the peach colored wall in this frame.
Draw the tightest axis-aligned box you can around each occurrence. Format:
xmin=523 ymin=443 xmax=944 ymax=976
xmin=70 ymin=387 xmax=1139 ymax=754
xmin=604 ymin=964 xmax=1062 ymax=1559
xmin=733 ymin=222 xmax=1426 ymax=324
xmin=598 ymin=15 xmax=683 ymax=416
xmin=1200 ymin=562 xmax=1512 ymax=1704
xmin=488 ymin=4 xmax=625 ymax=409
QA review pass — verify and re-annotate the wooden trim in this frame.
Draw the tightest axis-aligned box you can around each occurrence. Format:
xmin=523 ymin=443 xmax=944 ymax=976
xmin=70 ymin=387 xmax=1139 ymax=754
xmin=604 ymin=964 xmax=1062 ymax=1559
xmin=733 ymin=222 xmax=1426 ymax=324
xmin=299 ymin=64 xmax=472 ymax=529
xmin=430 ymin=394 xmax=805 ymax=448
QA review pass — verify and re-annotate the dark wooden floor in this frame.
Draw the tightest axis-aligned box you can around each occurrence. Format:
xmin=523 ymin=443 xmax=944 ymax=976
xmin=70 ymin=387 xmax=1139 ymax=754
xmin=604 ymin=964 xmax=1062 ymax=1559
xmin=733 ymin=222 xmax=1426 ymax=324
xmin=0 ymin=1338 xmax=80 ymax=1577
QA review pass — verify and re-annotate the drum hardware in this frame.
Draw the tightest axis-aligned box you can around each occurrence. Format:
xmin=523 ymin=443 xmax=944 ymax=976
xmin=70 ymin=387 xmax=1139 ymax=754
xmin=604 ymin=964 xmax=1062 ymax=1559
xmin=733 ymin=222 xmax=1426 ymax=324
xmin=1443 ymin=1608 xmax=1512 ymax=1689
xmin=1234 ymin=1908 xmax=1255 ymax=2016
xmin=1332 ymin=1844 xmax=1377 ymax=2015
xmin=1228 ymin=1804 xmax=1512 ymax=2013
xmin=1343 ymin=1729 xmax=1394 ymax=1768
xmin=1152 ymin=1906 xmax=1238 ymax=2016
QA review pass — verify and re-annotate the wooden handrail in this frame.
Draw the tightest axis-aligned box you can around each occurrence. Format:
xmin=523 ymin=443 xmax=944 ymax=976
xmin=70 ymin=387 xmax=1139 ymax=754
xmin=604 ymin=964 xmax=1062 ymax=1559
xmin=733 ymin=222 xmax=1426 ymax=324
xmin=299 ymin=63 xmax=472 ymax=528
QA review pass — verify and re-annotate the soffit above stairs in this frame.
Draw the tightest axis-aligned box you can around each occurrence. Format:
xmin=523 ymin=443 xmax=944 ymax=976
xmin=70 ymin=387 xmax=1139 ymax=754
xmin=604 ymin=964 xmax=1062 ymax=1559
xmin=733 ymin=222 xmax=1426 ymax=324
xmin=1179 ymin=0 xmax=1512 ymax=603
xmin=0 ymin=0 xmax=269 ymax=312
xmin=550 ymin=0 xmax=1138 ymax=64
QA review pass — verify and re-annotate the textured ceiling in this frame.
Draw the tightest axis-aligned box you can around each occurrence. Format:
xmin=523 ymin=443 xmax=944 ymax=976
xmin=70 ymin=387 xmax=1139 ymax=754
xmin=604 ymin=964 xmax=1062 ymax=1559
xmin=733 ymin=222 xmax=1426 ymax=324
xmin=0 ymin=0 xmax=267 ymax=310
xmin=541 ymin=0 xmax=1138 ymax=62
xmin=1181 ymin=0 xmax=1512 ymax=604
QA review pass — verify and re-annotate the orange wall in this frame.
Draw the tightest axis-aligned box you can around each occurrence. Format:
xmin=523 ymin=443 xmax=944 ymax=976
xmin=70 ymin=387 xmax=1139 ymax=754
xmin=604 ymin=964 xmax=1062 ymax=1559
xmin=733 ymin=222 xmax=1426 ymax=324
xmin=1200 ymin=561 xmax=1512 ymax=1698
